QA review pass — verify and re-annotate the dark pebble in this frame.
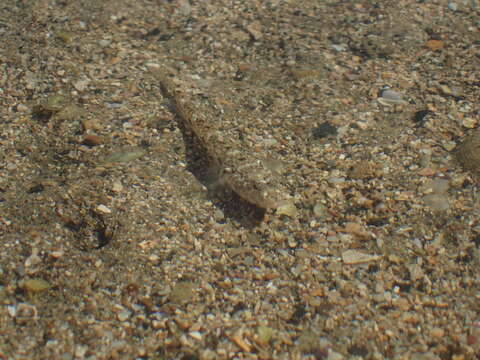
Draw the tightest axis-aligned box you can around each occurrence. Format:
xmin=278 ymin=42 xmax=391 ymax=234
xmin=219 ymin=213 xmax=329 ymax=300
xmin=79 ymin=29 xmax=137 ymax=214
xmin=412 ymin=110 xmax=433 ymax=126
xmin=312 ymin=122 xmax=337 ymax=139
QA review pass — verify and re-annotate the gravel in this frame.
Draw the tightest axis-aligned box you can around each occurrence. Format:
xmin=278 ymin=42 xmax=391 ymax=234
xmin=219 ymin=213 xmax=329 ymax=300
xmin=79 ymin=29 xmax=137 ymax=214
xmin=0 ymin=0 xmax=479 ymax=359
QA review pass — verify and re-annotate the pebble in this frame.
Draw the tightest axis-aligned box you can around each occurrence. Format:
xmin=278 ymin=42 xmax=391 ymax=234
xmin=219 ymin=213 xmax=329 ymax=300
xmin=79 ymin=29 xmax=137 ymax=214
xmin=262 ymin=158 xmax=286 ymax=173
xmin=462 ymin=117 xmax=477 ymax=128
xmin=112 ymin=181 xmax=123 ymax=193
xmin=96 ymin=204 xmax=112 ymax=214
xmin=16 ymin=104 xmax=28 ymax=112
xmin=448 ymin=2 xmax=458 ymax=11
xmin=313 ymin=203 xmax=327 ymax=217
xmin=276 ymin=200 xmax=298 ymax=217
xmin=413 ymin=110 xmax=433 ymax=125
xmin=421 ymin=178 xmax=450 ymax=194
xmin=312 ymin=122 xmax=337 ymax=139
xmin=327 ymin=350 xmax=344 ymax=360
xmin=22 ymin=278 xmax=50 ymax=294
xmin=342 ymin=250 xmax=380 ymax=264
xmin=377 ymin=87 xmax=408 ymax=106
xmin=98 ymin=39 xmax=111 ymax=47
xmin=430 ymin=327 xmax=445 ymax=338
xmin=103 ymin=148 xmax=146 ymax=164
xmin=177 ymin=0 xmax=192 ymax=16
xmin=74 ymin=345 xmax=88 ymax=358
xmin=82 ymin=134 xmax=103 ymax=146
xmin=117 ymin=309 xmax=131 ymax=321
xmin=73 ymin=79 xmax=90 ymax=92
xmin=328 ymin=177 xmax=345 ymax=185
xmin=7 ymin=305 xmax=16 ymax=317
xmin=40 ymin=94 xmax=70 ymax=113
xmin=331 ymin=44 xmax=346 ymax=52
xmin=188 ymin=331 xmax=202 ymax=341
xmin=82 ymin=119 xmax=102 ymax=131
xmin=425 ymin=39 xmax=445 ymax=51
xmin=422 ymin=194 xmax=449 ymax=211
xmin=213 ymin=209 xmax=224 ymax=222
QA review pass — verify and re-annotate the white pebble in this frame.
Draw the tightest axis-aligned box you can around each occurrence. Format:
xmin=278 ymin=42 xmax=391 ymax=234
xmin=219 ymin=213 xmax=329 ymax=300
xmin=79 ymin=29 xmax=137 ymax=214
xmin=378 ymin=88 xmax=407 ymax=106
xmin=96 ymin=204 xmax=112 ymax=214
xmin=189 ymin=331 xmax=202 ymax=341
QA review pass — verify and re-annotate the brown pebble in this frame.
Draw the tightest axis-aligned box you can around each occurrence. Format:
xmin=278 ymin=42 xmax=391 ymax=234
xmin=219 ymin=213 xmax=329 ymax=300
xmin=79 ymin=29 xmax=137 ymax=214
xmin=425 ymin=39 xmax=444 ymax=51
xmin=430 ymin=327 xmax=445 ymax=338
xmin=22 ymin=278 xmax=50 ymax=294
xmin=82 ymin=134 xmax=103 ymax=146
xmin=82 ymin=119 xmax=102 ymax=131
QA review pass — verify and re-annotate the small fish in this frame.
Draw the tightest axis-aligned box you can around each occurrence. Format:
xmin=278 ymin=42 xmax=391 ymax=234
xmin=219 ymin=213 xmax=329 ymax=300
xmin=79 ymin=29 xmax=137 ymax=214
xmin=155 ymin=67 xmax=290 ymax=210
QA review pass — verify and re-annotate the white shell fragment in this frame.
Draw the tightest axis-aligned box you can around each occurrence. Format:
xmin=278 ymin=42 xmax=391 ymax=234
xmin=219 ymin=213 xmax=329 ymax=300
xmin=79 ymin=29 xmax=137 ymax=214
xmin=378 ymin=87 xmax=408 ymax=106
xmin=96 ymin=204 xmax=112 ymax=214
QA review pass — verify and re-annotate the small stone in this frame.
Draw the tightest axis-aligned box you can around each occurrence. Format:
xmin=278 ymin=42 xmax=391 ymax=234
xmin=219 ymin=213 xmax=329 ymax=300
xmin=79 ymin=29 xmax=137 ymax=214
xmin=393 ymin=297 xmax=410 ymax=311
xmin=349 ymin=160 xmax=376 ymax=179
xmin=112 ymin=181 xmax=123 ymax=193
xmin=378 ymin=87 xmax=407 ymax=106
xmin=98 ymin=39 xmax=111 ymax=47
xmin=169 ymin=281 xmax=194 ymax=305
xmin=22 ymin=278 xmax=50 ymax=294
xmin=421 ymin=178 xmax=450 ymax=194
xmin=342 ymin=222 xmax=372 ymax=239
xmin=145 ymin=62 xmax=161 ymax=69
xmin=245 ymin=21 xmax=263 ymax=40
xmin=402 ymin=312 xmax=420 ymax=324
xmin=73 ymin=79 xmax=90 ymax=92
xmin=82 ymin=134 xmax=103 ymax=146
xmin=82 ymin=119 xmax=102 ymax=131
xmin=103 ymin=148 xmax=146 ymax=164
xmin=74 ymin=345 xmax=88 ymax=358
xmin=96 ymin=204 xmax=112 ymax=214
xmin=262 ymin=158 xmax=285 ymax=174
xmin=439 ymin=84 xmax=454 ymax=96
xmin=448 ymin=2 xmax=458 ymax=11
xmin=213 ymin=209 xmax=224 ymax=222
xmin=56 ymin=104 xmax=86 ymax=122
xmin=462 ymin=117 xmax=477 ymax=129
xmin=117 ymin=310 xmax=131 ymax=322
xmin=313 ymin=203 xmax=327 ymax=217
xmin=327 ymin=351 xmax=344 ymax=360
xmin=257 ymin=325 xmax=275 ymax=345
xmin=189 ymin=331 xmax=202 ymax=341
xmin=328 ymin=177 xmax=345 ymax=185
xmin=276 ymin=200 xmax=298 ymax=217
xmin=442 ymin=141 xmax=457 ymax=152
xmin=430 ymin=179 xmax=450 ymax=194
xmin=425 ymin=39 xmax=445 ymax=51
xmin=412 ymin=110 xmax=433 ymax=126
xmin=342 ymin=250 xmax=380 ymax=264
xmin=430 ymin=327 xmax=445 ymax=338
xmin=16 ymin=104 xmax=28 ymax=112
xmin=408 ymin=263 xmax=424 ymax=282
xmin=331 ymin=44 xmax=345 ymax=52
xmin=312 ymin=122 xmax=337 ymax=139
xmin=297 ymin=330 xmax=323 ymax=354
xmin=25 ymin=251 xmax=41 ymax=268
xmin=51 ymin=251 xmax=64 ymax=259
xmin=33 ymin=94 xmax=70 ymax=119
xmin=56 ymin=31 xmax=75 ymax=44
xmin=422 ymin=194 xmax=449 ymax=211
xmin=7 ymin=305 xmax=16 ymax=317
xmin=177 ymin=0 xmax=192 ymax=15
